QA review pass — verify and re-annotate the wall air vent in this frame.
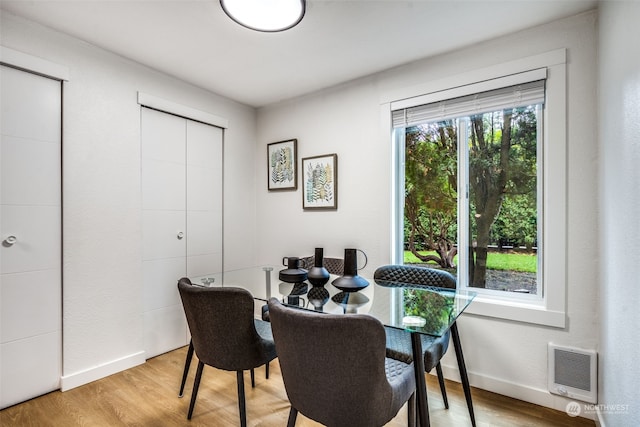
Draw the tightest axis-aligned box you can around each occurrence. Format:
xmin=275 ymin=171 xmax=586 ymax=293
xmin=548 ymin=343 xmax=597 ymax=403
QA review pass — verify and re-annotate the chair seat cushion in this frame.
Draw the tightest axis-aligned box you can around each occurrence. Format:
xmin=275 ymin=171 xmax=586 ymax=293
xmin=261 ymin=304 xmax=270 ymax=321
xmin=384 ymin=326 xmax=450 ymax=372
xmin=254 ymin=318 xmax=273 ymax=340
xmin=384 ymin=357 xmax=416 ymax=411
xmin=254 ymin=319 xmax=277 ymax=362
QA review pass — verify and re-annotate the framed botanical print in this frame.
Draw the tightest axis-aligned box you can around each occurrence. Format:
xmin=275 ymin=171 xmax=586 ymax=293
xmin=267 ymin=139 xmax=297 ymax=191
xmin=302 ymin=153 xmax=338 ymax=210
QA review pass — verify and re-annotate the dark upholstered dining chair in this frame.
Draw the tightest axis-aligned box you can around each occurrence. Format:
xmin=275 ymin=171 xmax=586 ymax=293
xmin=179 ymin=337 xmax=272 ymax=397
xmin=177 ymin=277 xmax=277 ymax=425
xmin=180 ymin=321 xmax=271 ymax=396
xmin=374 ymin=264 xmax=476 ymax=426
xmin=178 ymin=339 xmax=194 ymax=397
xmin=300 ymin=255 xmax=344 ymax=276
xmin=267 ymin=298 xmax=416 ymax=427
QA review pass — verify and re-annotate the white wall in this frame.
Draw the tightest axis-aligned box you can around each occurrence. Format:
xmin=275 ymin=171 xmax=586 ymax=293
xmin=257 ymin=11 xmax=599 ymax=415
xmin=1 ymin=12 xmax=258 ymax=388
xmin=257 ymin=81 xmax=390 ymax=274
xmin=598 ymin=2 xmax=640 ymax=426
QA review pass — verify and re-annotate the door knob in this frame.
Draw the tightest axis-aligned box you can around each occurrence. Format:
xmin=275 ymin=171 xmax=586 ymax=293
xmin=177 ymin=232 xmax=185 ymax=240
xmin=3 ymin=235 xmax=17 ymax=246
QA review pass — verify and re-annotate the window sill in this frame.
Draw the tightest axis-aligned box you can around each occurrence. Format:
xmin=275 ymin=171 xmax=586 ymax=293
xmin=463 ymin=294 xmax=565 ymax=328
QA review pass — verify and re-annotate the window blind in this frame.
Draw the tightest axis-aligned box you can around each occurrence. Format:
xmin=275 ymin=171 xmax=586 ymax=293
xmin=392 ymin=79 xmax=545 ymax=128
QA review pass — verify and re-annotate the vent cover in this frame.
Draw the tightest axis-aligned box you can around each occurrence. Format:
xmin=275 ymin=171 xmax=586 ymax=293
xmin=548 ymin=343 xmax=597 ymax=403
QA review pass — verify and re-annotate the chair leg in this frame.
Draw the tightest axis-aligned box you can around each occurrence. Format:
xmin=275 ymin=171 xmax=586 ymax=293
xmin=287 ymin=407 xmax=298 ymax=427
xmin=408 ymin=392 xmax=416 ymax=427
xmin=435 ymin=362 xmax=449 ymax=409
xmin=250 ymin=368 xmax=255 ymax=388
xmin=237 ymin=371 xmax=247 ymax=427
xmin=179 ymin=340 xmax=194 ymax=397
xmin=187 ymin=361 xmax=204 ymax=420
xmin=451 ymin=322 xmax=476 ymax=427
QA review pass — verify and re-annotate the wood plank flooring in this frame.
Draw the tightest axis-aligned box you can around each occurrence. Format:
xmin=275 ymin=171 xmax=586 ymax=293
xmin=0 ymin=346 xmax=595 ymax=426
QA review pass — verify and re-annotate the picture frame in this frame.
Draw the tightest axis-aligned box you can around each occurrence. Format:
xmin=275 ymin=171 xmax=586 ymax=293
xmin=267 ymin=139 xmax=297 ymax=191
xmin=302 ymin=153 xmax=338 ymax=210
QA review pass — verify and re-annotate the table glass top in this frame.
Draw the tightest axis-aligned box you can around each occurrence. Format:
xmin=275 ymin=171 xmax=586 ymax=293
xmin=191 ymin=265 xmax=476 ymax=337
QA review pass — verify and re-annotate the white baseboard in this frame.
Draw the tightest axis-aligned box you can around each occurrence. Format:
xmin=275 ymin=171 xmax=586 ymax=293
xmin=594 ymin=407 xmax=605 ymax=427
xmin=437 ymin=362 xmax=597 ymax=422
xmin=60 ymin=351 xmax=146 ymax=391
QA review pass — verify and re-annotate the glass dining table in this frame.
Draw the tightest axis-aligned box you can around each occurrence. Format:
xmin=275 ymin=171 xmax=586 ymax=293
xmin=191 ymin=266 xmax=477 ymax=427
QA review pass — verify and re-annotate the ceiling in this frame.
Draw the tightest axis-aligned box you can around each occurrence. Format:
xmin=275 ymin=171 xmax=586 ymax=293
xmin=1 ymin=0 xmax=597 ymax=108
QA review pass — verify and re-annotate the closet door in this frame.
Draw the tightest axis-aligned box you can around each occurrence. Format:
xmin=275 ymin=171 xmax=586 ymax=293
xmin=0 ymin=65 xmax=62 ymax=408
xmin=185 ymin=120 xmax=223 ymax=277
xmin=141 ymin=108 xmax=222 ymax=359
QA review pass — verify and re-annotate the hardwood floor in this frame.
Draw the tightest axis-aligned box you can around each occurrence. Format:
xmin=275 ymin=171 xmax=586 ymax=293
xmin=1 ymin=346 xmax=595 ymax=426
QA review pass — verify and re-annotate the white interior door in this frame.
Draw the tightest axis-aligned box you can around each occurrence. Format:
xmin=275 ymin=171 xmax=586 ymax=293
xmin=0 ymin=65 xmax=62 ymax=409
xmin=185 ymin=120 xmax=223 ymax=277
xmin=141 ymin=107 xmax=222 ymax=359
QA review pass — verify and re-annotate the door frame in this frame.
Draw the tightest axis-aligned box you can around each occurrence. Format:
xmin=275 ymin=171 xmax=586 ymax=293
xmin=137 ymin=92 xmax=228 ymax=129
xmin=1 ymin=46 xmax=69 ymax=81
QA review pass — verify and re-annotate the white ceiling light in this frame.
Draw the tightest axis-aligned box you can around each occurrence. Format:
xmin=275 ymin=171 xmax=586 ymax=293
xmin=220 ymin=0 xmax=306 ymax=32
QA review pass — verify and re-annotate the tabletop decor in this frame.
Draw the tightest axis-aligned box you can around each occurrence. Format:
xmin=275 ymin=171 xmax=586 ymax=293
xmin=306 ymin=247 xmax=330 ymax=286
xmin=279 ymin=256 xmax=308 ymax=283
xmin=302 ymin=153 xmax=337 ymax=210
xmin=331 ymin=248 xmax=369 ymax=291
xmin=268 ymin=139 xmax=297 ymax=191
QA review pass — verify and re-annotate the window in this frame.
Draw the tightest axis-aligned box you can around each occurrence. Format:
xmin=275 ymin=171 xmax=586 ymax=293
xmin=387 ymin=53 xmax=567 ymax=327
xmin=395 ymin=93 xmax=542 ymax=297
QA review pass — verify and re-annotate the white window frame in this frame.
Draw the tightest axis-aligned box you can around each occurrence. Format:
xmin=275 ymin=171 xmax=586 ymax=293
xmin=383 ymin=49 xmax=566 ymax=328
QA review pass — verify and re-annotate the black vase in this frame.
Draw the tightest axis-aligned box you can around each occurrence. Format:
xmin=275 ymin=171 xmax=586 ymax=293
xmin=331 ymin=248 xmax=369 ymax=292
xmin=307 ymin=248 xmax=330 ymax=286
xmin=279 ymin=256 xmax=308 ymax=283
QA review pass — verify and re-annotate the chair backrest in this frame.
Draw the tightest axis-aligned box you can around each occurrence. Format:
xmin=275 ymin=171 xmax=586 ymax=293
xmin=177 ymin=277 xmax=269 ymax=371
xmin=300 ymin=255 xmax=344 ymax=276
xmin=373 ymin=264 xmax=456 ymax=290
xmin=267 ymin=298 xmax=399 ymax=426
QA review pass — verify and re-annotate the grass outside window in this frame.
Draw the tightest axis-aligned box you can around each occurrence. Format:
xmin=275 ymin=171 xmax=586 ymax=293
xmin=404 ymin=250 xmax=537 ymax=273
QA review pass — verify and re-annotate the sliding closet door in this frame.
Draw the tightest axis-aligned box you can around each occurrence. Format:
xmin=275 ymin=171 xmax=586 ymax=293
xmin=141 ymin=108 xmax=185 ymax=359
xmin=141 ymin=107 xmax=222 ymax=359
xmin=0 ymin=65 xmax=62 ymax=408
xmin=185 ymin=120 xmax=223 ymax=277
